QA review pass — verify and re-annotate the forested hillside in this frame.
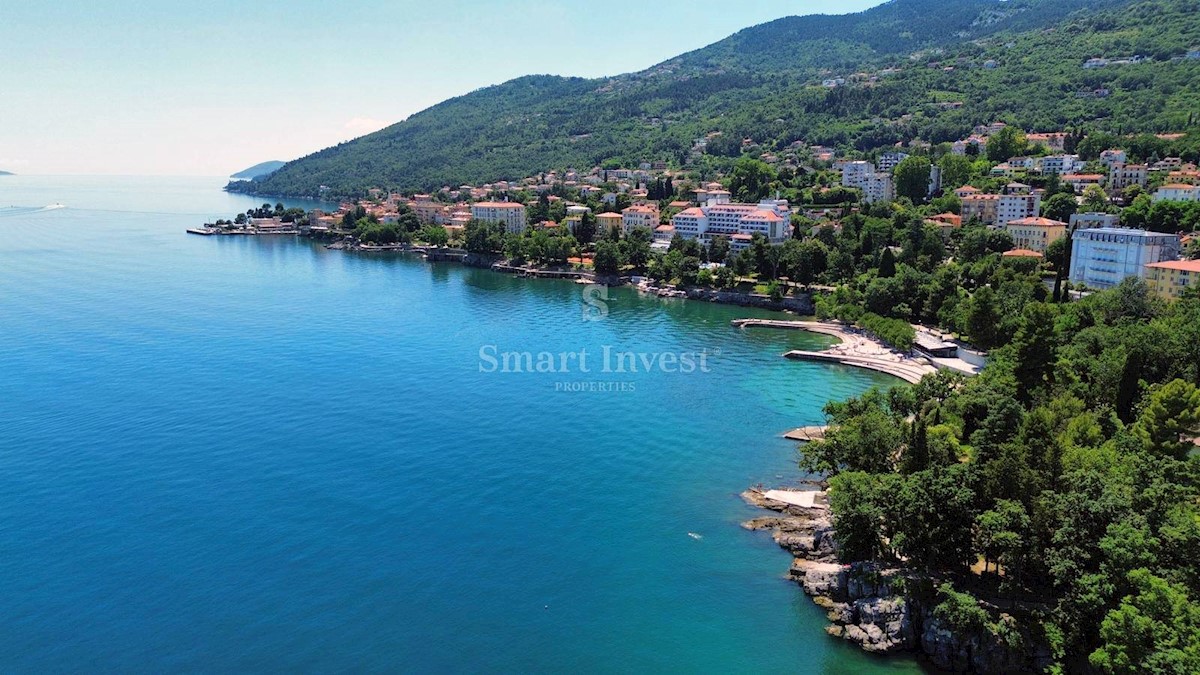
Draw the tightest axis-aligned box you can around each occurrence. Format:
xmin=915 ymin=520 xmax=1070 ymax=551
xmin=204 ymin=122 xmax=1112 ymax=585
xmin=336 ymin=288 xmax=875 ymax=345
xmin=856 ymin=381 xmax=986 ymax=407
xmin=231 ymin=0 xmax=1200 ymax=198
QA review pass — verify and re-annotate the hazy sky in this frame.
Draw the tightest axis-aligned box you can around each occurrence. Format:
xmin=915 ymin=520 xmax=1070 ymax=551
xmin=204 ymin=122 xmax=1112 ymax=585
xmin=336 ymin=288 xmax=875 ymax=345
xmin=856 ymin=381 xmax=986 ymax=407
xmin=1 ymin=0 xmax=882 ymax=176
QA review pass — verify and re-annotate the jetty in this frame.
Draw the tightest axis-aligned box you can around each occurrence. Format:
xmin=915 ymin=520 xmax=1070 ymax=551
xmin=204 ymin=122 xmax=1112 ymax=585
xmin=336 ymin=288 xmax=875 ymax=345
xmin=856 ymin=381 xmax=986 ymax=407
xmin=733 ymin=318 xmax=938 ymax=384
xmin=490 ymin=262 xmax=592 ymax=280
xmin=784 ymin=425 xmax=828 ymax=442
xmin=784 ymin=350 xmax=936 ymax=384
xmin=761 ymin=489 xmax=827 ymax=510
xmin=731 ymin=318 xmax=844 ymax=337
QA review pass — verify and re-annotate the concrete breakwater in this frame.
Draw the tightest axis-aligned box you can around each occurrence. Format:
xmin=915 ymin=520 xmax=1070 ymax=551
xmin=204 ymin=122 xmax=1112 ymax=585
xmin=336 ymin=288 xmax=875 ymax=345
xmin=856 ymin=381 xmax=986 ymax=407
xmin=731 ymin=318 xmax=940 ymax=384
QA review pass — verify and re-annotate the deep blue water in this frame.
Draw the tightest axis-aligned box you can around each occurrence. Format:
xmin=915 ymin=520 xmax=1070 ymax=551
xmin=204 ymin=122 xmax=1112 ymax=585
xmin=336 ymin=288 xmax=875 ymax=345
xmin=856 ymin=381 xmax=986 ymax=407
xmin=0 ymin=176 xmax=920 ymax=673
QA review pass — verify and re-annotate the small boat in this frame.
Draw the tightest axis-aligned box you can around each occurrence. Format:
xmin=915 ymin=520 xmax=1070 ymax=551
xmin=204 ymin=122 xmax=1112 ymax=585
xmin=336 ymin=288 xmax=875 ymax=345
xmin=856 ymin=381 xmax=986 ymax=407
xmin=687 ymin=532 xmax=703 ymax=541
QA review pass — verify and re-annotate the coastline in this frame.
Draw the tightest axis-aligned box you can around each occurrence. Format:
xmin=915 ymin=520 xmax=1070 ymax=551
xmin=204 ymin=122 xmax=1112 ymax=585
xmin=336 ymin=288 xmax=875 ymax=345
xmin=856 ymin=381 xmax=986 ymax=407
xmin=741 ymin=488 xmax=1052 ymax=672
xmin=188 ymin=227 xmax=941 ymax=668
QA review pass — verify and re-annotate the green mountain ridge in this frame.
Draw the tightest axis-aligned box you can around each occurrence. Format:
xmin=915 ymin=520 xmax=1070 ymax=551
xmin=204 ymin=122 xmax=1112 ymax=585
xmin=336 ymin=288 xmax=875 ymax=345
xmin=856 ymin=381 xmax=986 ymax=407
xmin=231 ymin=0 xmax=1200 ymax=199
xmin=230 ymin=160 xmax=286 ymax=180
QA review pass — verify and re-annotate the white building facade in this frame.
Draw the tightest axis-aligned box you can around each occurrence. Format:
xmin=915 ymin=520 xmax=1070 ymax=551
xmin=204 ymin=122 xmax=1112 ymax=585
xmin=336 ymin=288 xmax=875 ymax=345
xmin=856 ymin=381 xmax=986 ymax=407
xmin=670 ymin=198 xmax=791 ymax=249
xmin=1069 ymin=227 xmax=1181 ymax=290
xmin=471 ymin=202 xmax=528 ymax=233
xmin=997 ymin=193 xmax=1042 ymax=229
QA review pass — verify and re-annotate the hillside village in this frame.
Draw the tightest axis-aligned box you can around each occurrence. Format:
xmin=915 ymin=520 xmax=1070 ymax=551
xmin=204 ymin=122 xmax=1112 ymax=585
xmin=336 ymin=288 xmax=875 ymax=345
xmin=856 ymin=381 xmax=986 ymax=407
xmin=224 ymin=122 xmax=1200 ymax=310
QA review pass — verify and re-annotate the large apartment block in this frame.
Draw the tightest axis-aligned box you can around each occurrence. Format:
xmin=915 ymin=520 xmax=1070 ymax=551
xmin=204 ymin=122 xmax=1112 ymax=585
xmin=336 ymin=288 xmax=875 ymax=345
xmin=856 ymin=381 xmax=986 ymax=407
xmin=840 ymin=160 xmax=894 ymax=203
xmin=471 ymin=202 xmax=528 ymax=233
xmin=671 ymin=197 xmax=791 ymax=250
xmin=1069 ymin=227 xmax=1180 ymax=290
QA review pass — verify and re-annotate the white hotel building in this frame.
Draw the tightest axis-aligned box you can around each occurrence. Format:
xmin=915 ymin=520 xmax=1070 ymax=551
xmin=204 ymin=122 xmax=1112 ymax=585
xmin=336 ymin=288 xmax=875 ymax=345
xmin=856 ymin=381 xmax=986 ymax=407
xmin=1069 ymin=227 xmax=1181 ymax=290
xmin=470 ymin=202 xmax=528 ymax=233
xmin=672 ymin=194 xmax=790 ymax=251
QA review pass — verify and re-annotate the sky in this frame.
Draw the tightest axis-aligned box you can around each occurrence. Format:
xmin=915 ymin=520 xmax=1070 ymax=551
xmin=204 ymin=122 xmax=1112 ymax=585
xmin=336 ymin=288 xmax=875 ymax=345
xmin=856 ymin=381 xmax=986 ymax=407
xmin=0 ymin=0 xmax=882 ymax=176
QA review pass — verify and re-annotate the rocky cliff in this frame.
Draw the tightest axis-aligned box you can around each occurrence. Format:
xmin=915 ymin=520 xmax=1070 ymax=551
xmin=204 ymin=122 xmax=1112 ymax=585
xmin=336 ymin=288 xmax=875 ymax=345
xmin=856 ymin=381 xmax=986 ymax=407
xmin=742 ymin=489 xmax=1052 ymax=673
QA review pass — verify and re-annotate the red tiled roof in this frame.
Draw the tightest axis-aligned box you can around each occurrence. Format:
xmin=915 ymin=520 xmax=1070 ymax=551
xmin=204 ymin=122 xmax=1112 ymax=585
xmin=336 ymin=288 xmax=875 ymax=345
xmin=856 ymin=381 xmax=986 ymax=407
xmin=1008 ymin=217 xmax=1067 ymax=227
xmin=473 ymin=202 xmax=524 ymax=209
xmin=1148 ymin=259 xmax=1200 ymax=272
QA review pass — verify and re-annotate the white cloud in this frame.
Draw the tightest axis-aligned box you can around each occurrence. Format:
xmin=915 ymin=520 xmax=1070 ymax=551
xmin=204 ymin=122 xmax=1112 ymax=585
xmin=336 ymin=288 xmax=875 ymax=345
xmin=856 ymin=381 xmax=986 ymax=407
xmin=343 ymin=117 xmax=389 ymax=137
xmin=0 ymin=158 xmax=31 ymax=167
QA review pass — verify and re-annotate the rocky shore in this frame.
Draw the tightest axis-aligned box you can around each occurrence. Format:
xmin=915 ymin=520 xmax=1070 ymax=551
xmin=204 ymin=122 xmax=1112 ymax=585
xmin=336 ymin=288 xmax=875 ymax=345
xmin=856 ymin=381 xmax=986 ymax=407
xmin=742 ymin=489 xmax=1052 ymax=673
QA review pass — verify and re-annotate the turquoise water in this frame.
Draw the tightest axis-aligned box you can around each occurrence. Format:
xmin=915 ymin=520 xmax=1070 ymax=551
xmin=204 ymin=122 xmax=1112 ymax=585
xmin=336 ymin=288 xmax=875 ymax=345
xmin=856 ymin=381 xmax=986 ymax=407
xmin=0 ymin=176 xmax=920 ymax=672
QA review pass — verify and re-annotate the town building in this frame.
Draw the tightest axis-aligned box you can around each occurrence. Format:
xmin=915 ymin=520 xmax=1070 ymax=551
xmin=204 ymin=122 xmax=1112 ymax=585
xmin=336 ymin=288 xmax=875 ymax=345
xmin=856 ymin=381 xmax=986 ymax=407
xmin=1005 ymin=216 xmax=1067 ymax=253
xmin=1026 ymin=132 xmax=1068 ymax=152
xmin=1062 ymin=174 xmax=1105 ymax=193
xmin=961 ymin=193 xmax=999 ymax=225
xmin=596 ymin=212 xmax=623 ymax=235
xmin=1069 ymin=228 xmax=1181 ymax=290
xmin=1100 ymin=149 xmax=1128 ymax=167
xmin=470 ymin=202 xmax=527 ymax=233
xmin=1109 ymin=164 xmax=1148 ymax=192
xmin=1146 ymin=259 xmax=1200 ymax=300
xmin=997 ymin=193 xmax=1042 ymax=229
xmin=840 ymin=161 xmax=874 ymax=188
xmin=621 ymin=204 xmax=659 ymax=233
xmin=1002 ymin=249 xmax=1045 ymax=260
xmin=876 ymin=152 xmax=909 ymax=174
xmin=1154 ymin=184 xmax=1200 ymax=202
xmin=1037 ymin=155 xmax=1082 ymax=175
xmin=841 ymin=161 xmax=894 ymax=203
xmin=1070 ymin=212 xmax=1121 ymax=230
xmin=670 ymin=198 xmax=791 ymax=249
xmin=862 ymin=173 xmax=895 ymax=203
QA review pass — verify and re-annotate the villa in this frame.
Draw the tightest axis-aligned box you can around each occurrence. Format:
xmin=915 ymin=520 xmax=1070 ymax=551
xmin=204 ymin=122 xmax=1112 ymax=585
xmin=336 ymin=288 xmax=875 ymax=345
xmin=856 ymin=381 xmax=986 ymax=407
xmin=1005 ymin=216 xmax=1066 ymax=253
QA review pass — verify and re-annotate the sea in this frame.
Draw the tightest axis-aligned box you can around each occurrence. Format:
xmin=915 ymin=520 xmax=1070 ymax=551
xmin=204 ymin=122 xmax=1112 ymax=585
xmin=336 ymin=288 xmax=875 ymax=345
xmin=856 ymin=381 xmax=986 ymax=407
xmin=0 ymin=176 xmax=922 ymax=673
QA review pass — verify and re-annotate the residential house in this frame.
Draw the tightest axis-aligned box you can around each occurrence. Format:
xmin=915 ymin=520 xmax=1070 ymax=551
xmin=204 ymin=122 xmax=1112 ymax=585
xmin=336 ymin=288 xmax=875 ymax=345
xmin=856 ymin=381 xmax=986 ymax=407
xmin=1062 ymin=173 xmax=1106 ymax=193
xmin=1037 ymin=155 xmax=1082 ymax=175
xmin=1100 ymin=149 xmax=1127 ymax=167
xmin=1109 ymin=164 xmax=1149 ymax=192
xmin=1026 ymin=133 xmax=1068 ymax=152
xmin=1069 ymin=228 xmax=1180 ymax=290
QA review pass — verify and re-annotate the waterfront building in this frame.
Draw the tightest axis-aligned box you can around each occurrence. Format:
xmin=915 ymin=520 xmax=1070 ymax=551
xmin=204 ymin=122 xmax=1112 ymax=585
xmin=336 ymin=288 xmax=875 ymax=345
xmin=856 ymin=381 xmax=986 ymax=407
xmin=471 ymin=202 xmax=527 ymax=233
xmin=670 ymin=197 xmax=790 ymax=246
xmin=1069 ymin=227 xmax=1180 ymax=290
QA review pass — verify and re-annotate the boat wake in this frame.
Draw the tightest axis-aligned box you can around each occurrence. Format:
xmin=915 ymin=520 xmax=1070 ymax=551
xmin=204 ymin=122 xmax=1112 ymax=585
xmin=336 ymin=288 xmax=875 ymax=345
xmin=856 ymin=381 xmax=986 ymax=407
xmin=0 ymin=204 xmax=67 ymax=218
